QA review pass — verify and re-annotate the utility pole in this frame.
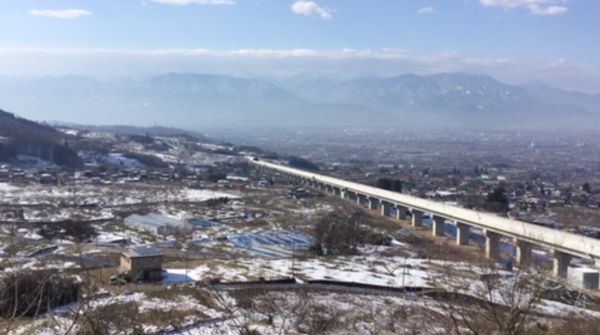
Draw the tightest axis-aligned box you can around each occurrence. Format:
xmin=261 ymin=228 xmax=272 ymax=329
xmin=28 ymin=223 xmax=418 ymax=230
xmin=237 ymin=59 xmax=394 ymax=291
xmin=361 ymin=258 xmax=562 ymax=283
xmin=185 ymin=248 xmax=188 ymax=283
xmin=182 ymin=244 xmax=189 ymax=284
xmin=402 ymin=257 xmax=410 ymax=302
xmin=291 ymin=226 xmax=297 ymax=279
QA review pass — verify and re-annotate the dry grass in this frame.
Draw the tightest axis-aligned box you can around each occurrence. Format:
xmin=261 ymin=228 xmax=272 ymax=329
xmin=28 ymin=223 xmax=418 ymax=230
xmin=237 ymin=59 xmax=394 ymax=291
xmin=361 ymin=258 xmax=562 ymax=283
xmin=146 ymin=286 xmax=222 ymax=311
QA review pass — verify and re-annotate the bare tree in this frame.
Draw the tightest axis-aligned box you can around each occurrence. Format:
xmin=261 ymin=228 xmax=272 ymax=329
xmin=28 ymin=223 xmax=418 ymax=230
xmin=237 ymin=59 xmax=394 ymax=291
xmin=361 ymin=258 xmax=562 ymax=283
xmin=433 ymin=262 xmax=551 ymax=335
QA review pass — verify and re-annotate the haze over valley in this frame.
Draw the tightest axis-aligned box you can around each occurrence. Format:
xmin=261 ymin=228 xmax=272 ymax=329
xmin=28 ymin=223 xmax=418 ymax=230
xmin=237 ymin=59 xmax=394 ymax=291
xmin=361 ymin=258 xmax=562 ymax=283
xmin=1 ymin=72 xmax=599 ymax=130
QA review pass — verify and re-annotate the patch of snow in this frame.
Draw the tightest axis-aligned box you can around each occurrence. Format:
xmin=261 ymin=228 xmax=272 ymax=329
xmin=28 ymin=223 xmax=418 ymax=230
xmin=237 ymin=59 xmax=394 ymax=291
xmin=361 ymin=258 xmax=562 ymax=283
xmin=0 ymin=182 xmax=17 ymax=192
xmin=165 ymin=256 xmax=432 ymax=288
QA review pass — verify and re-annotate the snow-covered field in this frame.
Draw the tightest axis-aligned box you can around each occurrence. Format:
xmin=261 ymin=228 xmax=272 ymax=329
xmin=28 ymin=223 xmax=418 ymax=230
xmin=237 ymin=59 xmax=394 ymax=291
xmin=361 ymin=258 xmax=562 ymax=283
xmin=0 ymin=182 xmax=17 ymax=192
xmin=9 ymin=290 xmax=228 ymax=335
xmin=288 ymin=203 xmax=334 ymax=216
xmin=6 ymin=249 xmax=600 ymax=335
xmin=0 ymin=183 xmax=240 ymax=207
xmin=163 ymin=254 xmax=600 ymax=321
xmin=164 ymin=256 xmax=435 ymax=287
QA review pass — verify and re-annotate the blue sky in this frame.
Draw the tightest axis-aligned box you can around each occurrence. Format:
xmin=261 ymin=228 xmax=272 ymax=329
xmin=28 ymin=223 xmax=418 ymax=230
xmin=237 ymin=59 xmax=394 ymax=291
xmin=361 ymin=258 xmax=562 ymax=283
xmin=0 ymin=0 xmax=599 ymax=91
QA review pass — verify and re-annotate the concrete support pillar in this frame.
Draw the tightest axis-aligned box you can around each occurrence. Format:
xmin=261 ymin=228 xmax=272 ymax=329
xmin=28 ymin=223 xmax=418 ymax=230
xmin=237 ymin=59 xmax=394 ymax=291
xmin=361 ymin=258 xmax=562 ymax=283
xmin=356 ymin=194 xmax=363 ymax=206
xmin=552 ymin=250 xmax=573 ymax=279
xmin=484 ymin=230 xmax=501 ymax=260
xmin=325 ymin=185 xmax=333 ymax=194
xmin=432 ymin=216 xmax=445 ymax=237
xmin=340 ymin=190 xmax=347 ymax=200
xmin=368 ymin=197 xmax=379 ymax=210
xmin=395 ymin=205 xmax=408 ymax=220
xmin=514 ymin=239 xmax=533 ymax=266
xmin=456 ymin=223 xmax=470 ymax=246
xmin=411 ymin=210 xmax=423 ymax=227
xmin=380 ymin=202 xmax=391 ymax=216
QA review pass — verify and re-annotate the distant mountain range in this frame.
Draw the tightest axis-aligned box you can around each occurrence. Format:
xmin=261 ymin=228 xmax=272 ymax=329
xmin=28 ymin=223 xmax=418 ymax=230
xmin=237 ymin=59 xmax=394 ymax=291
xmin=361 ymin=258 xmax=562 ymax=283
xmin=0 ymin=73 xmax=599 ymax=130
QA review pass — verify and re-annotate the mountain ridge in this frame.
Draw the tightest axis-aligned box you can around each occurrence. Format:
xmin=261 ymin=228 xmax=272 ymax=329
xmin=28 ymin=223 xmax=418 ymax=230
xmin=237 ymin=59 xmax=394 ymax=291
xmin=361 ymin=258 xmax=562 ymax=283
xmin=0 ymin=72 xmax=598 ymax=130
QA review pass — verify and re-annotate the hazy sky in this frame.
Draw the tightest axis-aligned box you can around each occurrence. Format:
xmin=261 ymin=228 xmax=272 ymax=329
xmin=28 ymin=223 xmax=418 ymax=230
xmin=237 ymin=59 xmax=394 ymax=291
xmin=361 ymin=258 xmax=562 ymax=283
xmin=0 ymin=0 xmax=599 ymax=91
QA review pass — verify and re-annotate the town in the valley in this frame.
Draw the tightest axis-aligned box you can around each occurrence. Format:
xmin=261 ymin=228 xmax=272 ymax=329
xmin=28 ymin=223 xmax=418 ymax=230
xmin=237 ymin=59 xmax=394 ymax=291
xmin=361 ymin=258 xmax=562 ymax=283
xmin=1 ymin=116 xmax=599 ymax=334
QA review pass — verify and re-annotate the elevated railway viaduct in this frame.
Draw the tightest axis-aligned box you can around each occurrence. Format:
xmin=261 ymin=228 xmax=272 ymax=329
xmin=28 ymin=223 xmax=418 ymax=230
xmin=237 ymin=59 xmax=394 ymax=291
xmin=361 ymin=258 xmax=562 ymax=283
xmin=249 ymin=157 xmax=600 ymax=282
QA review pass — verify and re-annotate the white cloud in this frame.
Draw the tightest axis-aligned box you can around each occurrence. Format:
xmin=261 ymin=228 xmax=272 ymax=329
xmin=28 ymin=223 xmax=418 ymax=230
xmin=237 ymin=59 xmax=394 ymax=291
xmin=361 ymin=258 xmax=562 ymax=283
xmin=291 ymin=1 xmax=332 ymax=20
xmin=0 ymin=47 xmax=411 ymax=59
xmin=29 ymin=9 xmax=92 ymax=19
xmin=549 ymin=58 xmax=568 ymax=67
xmin=480 ymin=0 xmax=568 ymax=15
xmin=148 ymin=0 xmax=235 ymax=5
xmin=417 ymin=6 xmax=435 ymax=14
xmin=528 ymin=4 xmax=568 ymax=15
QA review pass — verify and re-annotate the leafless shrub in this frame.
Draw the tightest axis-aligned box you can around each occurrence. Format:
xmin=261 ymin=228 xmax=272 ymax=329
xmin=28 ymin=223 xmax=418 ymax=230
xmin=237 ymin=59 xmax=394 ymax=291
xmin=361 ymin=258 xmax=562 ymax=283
xmin=434 ymin=262 xmax=551 ymax=335
xmin=292 ymin=302 xmax=341 ymax=335
xmin=311 ymin=210 xmax=387 ymax=256
xmin=76 ymin=302 xmax=143 ymax=335
xmin=38 ymin=219 xmax=97 ymax=243
xmin=0 ymin=270 xmax=80 ymax=319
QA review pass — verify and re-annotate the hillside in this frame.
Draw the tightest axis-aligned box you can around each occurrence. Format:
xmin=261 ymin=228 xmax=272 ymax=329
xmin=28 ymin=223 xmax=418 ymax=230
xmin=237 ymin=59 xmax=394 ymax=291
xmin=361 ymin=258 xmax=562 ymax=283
xmin=0 ymin=109 xmax=79 ymax=166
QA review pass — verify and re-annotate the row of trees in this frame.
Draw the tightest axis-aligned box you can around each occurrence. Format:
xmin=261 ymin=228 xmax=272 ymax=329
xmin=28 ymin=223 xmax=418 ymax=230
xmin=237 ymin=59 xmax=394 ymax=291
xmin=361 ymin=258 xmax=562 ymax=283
xmin=375 ymin=178 xmax=403 ymax=192
xmin=288 ymin=157 xmax=319 ymax=171
xmin=485 ymin=186 xmax=510 ymax=213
